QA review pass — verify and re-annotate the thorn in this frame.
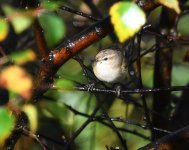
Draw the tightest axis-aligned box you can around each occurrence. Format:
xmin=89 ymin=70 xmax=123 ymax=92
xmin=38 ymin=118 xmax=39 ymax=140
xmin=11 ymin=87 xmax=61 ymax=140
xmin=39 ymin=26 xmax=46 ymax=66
xmin=84 ymin=83 xmax=95 ymax=92
xmin=115 ymin=84 xmax=122 ymax=97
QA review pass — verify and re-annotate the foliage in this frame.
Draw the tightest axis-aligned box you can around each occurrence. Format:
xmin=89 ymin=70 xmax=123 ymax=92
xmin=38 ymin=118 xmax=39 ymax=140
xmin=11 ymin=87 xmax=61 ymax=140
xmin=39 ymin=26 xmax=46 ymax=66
xmin=158 ymin=0 xmax=180 ymax=13
xmin=39 ymin=12 xmax=65 ymax=48
xmin=0 ymin=107 xmax=15 ymax=145
xmin=1 ymin=0 xmax=189 ymax=150
xmin=0 ymin=17 xmax=9 ymax=41
xmin=109 ymin=2 xmax=146 ymax=43
xmin=3 ymin=5 xmax=35 ymax=33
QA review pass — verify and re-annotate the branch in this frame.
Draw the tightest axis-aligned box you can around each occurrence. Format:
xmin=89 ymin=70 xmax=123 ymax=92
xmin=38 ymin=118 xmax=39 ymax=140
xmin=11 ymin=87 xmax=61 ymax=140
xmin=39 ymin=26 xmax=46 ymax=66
xmin=66 ymin=103 xmax=172 ymax=135
xmin=4 ymin=112 xmax=28 ymax=150
xmin=153 ymin=7 xmax=177 ymax=138
xmin=22 ymin=127 xmax=47 ymax=150
xmin=96 ymin=101 xmax=128 ymax=150
xmin=75 ymin=85 xmax=189 ymax=94
xmin=59 ymin=5 xmax=101 ymax=21
xmin=65 ymin=105 xmax=150 ymax=140
xmin=32 ymin=16 xmax=112 ymax=101
xmin=139 ymin=125 xmax=189 ymax=150
xmin=63 ymin=106 xmax=100 ymax=149
xmin=32 ymin=20 xmax=49 ymax=57
xmin=136 ymin=33 xmax=154 ymax=136
xmin=82 ymin=0 xmax=103 ymax=18
xmin=31 ymin=0 xmax=161 ymax=101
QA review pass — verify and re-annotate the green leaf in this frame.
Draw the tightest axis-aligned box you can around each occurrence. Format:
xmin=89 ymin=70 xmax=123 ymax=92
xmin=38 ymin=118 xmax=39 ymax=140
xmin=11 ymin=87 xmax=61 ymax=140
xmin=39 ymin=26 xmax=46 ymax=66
xmin=0 ymin=107 xmax=15 ymax=144
xmin=109 ymin=2 xmax=146 ymax=43
xmin=177 ymin=14 xmax=189 ymax=36
xmin=3 ymin=5 xmax=34 ymax=33
xmin=54 ymin=79 xmax=74 ymax=91
xmin=0 ymin=17 xmax=9 ymax=41
xmin=158 ymin=0 xmax=180 ymax=14
xmin=41 ymin=1 xmax=59 ymax=11
xmin=172 ymin=64 xmax=189 ymax=86
xmin=8 ymin=49 xmax=36 ymax=64
xmin=38 ymin=13 xmax=66 ymax=48
xmin=142 ymin=66 xmax=154 ymax=88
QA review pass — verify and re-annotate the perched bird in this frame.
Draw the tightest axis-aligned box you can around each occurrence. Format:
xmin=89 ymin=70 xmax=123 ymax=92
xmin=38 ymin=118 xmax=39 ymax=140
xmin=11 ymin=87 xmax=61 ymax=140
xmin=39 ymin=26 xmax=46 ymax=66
xmin=92 ymin=49 xmax=128 ymax=84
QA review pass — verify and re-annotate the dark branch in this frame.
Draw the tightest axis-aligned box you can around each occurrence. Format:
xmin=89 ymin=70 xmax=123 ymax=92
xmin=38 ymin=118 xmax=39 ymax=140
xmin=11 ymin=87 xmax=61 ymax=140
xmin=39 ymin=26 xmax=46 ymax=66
xmin=75 ymin=85 xmax=189 ymax=95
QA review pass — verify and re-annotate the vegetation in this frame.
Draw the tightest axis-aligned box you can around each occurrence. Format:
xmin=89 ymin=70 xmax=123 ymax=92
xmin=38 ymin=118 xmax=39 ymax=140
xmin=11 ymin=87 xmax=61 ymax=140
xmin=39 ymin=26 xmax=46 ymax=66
xmin=0 ymin=0 xmax=189 ymax=150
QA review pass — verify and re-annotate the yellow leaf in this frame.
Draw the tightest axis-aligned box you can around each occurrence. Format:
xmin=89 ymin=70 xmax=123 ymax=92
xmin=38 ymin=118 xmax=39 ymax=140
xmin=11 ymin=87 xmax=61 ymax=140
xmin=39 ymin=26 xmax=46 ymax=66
xmin=3 ymin=5 xmax=34 ymax=33
xmin=158 ymin=0 xmax=180 ymax=14
xmin=22 ymin=104 xmax=38 ymax=133
xmin=110 ymin=2 xmax=146 ymax=43
xmin=0 ymin=17 xmax=9 ymax=41
xmin=0 ymin=65 xmax=33 ymax=99
xmin=9 ymin=49 xmax=36 ymax=65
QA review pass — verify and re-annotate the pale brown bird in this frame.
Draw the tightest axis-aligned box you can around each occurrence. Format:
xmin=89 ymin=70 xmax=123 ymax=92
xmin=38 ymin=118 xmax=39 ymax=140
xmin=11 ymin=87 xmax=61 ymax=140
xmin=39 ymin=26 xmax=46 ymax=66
xmin=92 ymin=49 xmax=128 ymax=84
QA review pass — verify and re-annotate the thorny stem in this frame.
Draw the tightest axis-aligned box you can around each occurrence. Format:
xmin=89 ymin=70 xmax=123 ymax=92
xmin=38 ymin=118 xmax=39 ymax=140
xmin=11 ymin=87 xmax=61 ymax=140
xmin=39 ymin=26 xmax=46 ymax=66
xmin=75 ymin=85 xmax=189 ymax=95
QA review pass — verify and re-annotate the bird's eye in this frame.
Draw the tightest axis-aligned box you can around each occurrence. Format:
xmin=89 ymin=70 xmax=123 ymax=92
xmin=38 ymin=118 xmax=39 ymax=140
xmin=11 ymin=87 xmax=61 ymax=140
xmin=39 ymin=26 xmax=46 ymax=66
xmin=103 ymin=57 xmax=108 ymax=61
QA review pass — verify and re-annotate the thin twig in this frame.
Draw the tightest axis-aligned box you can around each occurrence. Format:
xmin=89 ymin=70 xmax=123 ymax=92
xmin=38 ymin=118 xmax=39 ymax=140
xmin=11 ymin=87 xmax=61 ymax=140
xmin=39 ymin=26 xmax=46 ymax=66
xmin=21 ymin=127 xmax=47 ymax=150
xmin=73 ymin=55 xmax=95 ymax=83
xmin=65 ymin=104 xmax=150 ymax=140
xmin=82 ymin=0 xmax=103 ymax=18
xmin=110 ymin=117 xmax=171 ymax=134
xmin=63 ymin=106 xmax=100 ymax=150
xmin=97 ymin=105 xmax=128 ymax=150
xmin=136 ymin=34 xmax=153 ymax=134
xmin=59 ymin=5 xmax=101 ymax=21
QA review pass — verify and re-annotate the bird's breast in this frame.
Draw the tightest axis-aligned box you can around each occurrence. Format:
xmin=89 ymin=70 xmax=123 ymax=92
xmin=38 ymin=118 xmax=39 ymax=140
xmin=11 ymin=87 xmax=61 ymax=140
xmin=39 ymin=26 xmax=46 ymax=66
xmin=93 ymin=62 xmax=125 ymax=83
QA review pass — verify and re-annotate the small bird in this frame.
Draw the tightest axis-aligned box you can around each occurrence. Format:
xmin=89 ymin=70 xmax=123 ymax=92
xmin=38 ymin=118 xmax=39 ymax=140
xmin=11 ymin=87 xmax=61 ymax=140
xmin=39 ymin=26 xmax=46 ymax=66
xmin=92 ymin=49 xmax=128 ymax=84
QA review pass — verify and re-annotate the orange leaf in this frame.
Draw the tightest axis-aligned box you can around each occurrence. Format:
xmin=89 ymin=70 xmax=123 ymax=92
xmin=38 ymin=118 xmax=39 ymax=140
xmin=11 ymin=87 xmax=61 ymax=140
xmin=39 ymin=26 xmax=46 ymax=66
xmin=0 ymin=65 xmax=33 ymax=99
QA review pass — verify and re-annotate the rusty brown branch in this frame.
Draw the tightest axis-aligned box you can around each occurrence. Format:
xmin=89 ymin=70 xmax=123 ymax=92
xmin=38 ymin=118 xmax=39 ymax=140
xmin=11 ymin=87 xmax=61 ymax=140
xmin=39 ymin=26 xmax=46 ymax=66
xmin=31 ymin=1 xmax=160 ymax=101
xmin=32 ymin=16 xmax=112 ymax=101
xmin=139 ymin=124 xmax=189 ymax=150
xmin=32 ymin=20 xmax=49 ymax=57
